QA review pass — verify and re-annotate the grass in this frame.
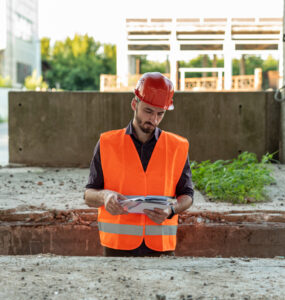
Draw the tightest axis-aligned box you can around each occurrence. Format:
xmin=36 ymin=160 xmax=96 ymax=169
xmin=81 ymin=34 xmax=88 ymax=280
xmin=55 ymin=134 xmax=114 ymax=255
xmin=190 ymin=152 xmax=276 ymax=204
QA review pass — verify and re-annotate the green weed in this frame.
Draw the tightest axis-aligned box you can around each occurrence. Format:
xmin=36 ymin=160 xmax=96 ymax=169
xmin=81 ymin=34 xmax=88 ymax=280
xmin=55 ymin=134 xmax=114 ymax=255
xmin=191 ymin=152 xmax=276 ymax=204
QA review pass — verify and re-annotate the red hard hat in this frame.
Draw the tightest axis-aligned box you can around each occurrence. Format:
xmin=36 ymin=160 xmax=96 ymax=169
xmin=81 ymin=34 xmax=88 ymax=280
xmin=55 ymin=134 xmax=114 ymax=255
xmin=134 ymin=72 xmax=174 ymax=110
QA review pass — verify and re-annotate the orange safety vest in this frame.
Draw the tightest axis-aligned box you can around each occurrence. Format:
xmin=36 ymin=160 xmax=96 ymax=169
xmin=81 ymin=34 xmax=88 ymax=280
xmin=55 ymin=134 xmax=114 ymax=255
xmin=98 ymin=128 xmax=189 ymax=251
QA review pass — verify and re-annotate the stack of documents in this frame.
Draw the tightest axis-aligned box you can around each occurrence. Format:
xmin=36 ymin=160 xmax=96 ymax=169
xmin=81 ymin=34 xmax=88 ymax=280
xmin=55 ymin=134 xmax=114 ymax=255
xmin=119 ymin=196 xmax=173 ymax=214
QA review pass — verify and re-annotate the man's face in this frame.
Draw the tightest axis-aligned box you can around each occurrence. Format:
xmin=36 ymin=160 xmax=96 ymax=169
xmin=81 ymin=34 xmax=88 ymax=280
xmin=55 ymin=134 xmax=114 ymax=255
xmin=132 ymin=99 xmax=166 ymax=134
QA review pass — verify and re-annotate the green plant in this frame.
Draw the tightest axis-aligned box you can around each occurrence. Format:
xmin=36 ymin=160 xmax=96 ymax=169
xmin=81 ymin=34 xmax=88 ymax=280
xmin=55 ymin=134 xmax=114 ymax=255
xmin=191 ymin=152 xmax=276 ymax=204
xmin=24 ymin=70 xmax=48 ymax=90
xmin=0 ymin=75 xmax=12 ymax=87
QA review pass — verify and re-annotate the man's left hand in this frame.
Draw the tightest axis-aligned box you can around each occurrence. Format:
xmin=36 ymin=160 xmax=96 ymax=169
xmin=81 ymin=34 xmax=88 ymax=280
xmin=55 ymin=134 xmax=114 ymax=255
xmin=143 ymin=207 xmax=170 ymax=224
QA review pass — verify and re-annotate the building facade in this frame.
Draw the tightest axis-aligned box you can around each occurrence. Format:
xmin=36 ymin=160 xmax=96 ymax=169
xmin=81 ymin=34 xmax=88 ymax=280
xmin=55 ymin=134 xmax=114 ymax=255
xmin=116 ymin=17 xmax=282 ymax=90
xmin=0 ymin=0 xmax=41 ymax=87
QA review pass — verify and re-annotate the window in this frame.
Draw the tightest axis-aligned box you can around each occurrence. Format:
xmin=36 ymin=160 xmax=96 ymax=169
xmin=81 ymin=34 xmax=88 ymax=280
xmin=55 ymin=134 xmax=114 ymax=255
xmin=17 ymin=62 xmax=31 ymax=84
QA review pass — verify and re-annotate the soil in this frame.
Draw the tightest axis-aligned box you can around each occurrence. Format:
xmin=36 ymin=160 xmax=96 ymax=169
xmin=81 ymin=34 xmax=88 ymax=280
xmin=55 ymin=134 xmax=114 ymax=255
xmin=0 ymin=255 xmax=284 ymax=300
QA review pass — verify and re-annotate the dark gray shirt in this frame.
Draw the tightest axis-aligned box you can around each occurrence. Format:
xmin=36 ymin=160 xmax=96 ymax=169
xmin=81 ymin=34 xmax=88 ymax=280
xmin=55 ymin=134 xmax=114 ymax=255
xmin=86 ymin=121 xmax=194 ymax=199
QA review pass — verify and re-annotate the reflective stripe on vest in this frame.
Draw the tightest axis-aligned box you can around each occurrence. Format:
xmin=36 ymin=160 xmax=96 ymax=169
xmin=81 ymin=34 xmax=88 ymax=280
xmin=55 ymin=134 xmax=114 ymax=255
xmin=145 ymin=225 xmax=177 ymax=236
xmin=98 ymin=222 xmax=143 ymax=236
xmin=98 ymin=222 xmax=177 ymax=236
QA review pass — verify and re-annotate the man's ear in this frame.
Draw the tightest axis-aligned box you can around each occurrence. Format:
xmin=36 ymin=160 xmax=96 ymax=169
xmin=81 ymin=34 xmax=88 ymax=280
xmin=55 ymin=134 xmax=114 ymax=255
xmin=131 ymin=98 xmax=137 ymax=112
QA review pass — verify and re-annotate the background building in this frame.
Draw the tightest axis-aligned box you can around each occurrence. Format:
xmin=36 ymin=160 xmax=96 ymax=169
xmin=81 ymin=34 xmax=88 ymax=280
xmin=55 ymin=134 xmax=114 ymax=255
xmin=100 ymin=17 xmax=283 ymax=92
xmin=0 ymin=0 xmax=41 ymax=87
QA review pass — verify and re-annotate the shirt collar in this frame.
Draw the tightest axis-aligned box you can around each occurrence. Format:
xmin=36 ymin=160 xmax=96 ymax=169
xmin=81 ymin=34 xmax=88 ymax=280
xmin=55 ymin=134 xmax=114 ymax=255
xmin=125 ymin=120 xmax=161 ymax=141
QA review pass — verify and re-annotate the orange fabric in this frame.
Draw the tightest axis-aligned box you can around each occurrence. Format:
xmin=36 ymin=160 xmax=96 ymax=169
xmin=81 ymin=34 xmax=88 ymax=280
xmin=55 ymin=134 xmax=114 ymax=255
xmin=98 ymin=128 xmax=189 ymax=251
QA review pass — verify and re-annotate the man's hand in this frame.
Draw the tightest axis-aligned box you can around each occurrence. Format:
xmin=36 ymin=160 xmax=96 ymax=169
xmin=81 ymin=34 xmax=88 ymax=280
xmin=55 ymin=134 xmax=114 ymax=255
xmin=104 ymin=191 xmax=128 ymax=216
xmin=143 ymin=207 xmax=171 ymax=224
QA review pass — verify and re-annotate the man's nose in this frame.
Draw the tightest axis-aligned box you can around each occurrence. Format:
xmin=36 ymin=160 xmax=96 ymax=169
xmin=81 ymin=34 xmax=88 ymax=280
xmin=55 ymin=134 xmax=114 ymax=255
xmin=150 ymin=113 xmax=159 ymax=124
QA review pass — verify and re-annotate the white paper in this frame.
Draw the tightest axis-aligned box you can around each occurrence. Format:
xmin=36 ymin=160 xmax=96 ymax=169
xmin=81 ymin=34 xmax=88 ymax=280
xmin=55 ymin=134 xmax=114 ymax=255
xmin=119 ymin=196 xmax=172 ymax=214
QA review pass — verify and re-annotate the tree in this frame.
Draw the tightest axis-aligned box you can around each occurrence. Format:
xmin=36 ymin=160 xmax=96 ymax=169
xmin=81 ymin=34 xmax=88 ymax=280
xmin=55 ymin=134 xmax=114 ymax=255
xmin=139 ymin=56 xmax=167 ymax=74
xmin=41 ymin=34 xmax=116 ymax=90
xmin=102 ymin=44 xmax=116 ymax=74
xmin=262 ymin=55 xmax=278 ymax=72
xmin=41 ymin=37 xmax=51 ymax=61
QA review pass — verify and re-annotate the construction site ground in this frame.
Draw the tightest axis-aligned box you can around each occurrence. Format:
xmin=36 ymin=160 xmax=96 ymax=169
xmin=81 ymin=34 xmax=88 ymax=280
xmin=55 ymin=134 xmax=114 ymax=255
xmin=0 ymin=164 xmax=285 ymax=299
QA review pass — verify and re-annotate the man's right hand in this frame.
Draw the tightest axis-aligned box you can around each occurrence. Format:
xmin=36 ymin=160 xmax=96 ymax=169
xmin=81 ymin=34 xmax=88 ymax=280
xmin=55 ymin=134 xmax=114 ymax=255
xmin=104 ymin=191 xmax=128 ymax=215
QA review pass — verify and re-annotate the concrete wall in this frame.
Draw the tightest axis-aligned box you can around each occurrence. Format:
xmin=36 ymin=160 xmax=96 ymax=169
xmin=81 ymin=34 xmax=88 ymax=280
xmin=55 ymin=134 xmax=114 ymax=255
xmin=9 ymin=91 xmax=280 ymax=167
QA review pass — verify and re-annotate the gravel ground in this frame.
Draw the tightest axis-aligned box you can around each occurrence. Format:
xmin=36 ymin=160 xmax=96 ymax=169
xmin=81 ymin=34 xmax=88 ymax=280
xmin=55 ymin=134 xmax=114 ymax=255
xmin=0 ymin=164 xmax=284 ymax=213
xmin=0 ymin=255 xmax=284 ymax=300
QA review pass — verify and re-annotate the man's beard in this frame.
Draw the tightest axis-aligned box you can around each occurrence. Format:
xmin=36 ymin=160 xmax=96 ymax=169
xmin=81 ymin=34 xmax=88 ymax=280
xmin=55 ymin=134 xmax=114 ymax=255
xmin=135 ymin=113 xmax=155 ymax=134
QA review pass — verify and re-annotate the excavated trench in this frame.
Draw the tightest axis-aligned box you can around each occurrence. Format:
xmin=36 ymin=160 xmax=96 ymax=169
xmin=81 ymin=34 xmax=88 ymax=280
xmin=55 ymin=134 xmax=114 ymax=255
xmin=1 ymin=209 xmax=285 ymax=257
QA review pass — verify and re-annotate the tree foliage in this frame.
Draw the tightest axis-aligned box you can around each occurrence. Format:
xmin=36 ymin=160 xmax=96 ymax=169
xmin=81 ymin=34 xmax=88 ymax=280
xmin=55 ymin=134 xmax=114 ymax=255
xmin=24 ymin=70 xmax=48 ymax=90
xmin=41 ymin=34 xmax=116 ymax=91
xmin=0 ymin=75 xmax=12 ymax=87
xmin=179 ymin=55 xmax=278 ymax=77
xmin=139 ymin=56 xmax=168 ymax=74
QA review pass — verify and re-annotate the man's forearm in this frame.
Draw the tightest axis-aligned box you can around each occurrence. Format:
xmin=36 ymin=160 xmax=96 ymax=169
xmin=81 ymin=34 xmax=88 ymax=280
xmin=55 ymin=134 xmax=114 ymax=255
xmin=174 ymin=194 xmax=193 ymax=214
xmin=84 ymin=188 xmax=108 ymax=208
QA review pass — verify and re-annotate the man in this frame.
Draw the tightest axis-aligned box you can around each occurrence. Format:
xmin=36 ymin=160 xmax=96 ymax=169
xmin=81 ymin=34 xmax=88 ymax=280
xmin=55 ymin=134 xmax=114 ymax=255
xmin=85 ymin=72 xmax=194 ymax=256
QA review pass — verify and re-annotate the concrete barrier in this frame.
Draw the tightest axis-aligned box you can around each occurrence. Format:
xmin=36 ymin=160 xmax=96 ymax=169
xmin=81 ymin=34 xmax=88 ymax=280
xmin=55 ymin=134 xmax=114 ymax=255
xmin=8 ymin=91 xmax=280 ymax=166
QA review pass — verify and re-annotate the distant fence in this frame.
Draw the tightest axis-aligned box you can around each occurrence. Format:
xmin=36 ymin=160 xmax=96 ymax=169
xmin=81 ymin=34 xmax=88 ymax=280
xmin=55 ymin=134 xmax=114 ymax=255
xmin=9 ymin=91 xmax=280 ymax=167
xmin=100 ymin=70 xmax=262 ymax=92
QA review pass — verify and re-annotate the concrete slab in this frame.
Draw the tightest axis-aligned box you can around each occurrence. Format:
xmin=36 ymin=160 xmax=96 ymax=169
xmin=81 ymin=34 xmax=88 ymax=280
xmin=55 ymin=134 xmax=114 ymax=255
xmin=0 ymin=255 xmax=284 ymax=300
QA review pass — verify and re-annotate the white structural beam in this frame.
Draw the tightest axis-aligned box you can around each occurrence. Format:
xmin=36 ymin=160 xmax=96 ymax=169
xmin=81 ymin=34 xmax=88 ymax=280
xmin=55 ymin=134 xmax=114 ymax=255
xmin=117 ymin=18 xmax=128 ymax=86
xmin=128 ymin=35 xmax=170 ymax=40
xmin=177 ymin=40 xmax=224 ymax=45
xmin=177 ymin=34 xmax=225 ymax=39
xmin=232 ymin=34 xmax=281 ymax=39
xmin=234 ymin=40 xmax=279 ymax=44
xmin=179 ymin=68 xmax=225 ymax=72
xmin=224 ymin=18 xmax=233 ymax=90
xmin=127 ymin=50 xmax=171 ymax=56
xmin=169 ymin=19 xmax=178 ymax=89
xmin=127 ymin=41 xmax=170 ymax=45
